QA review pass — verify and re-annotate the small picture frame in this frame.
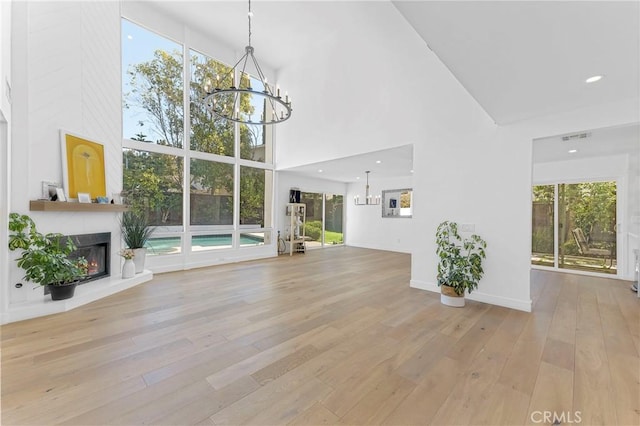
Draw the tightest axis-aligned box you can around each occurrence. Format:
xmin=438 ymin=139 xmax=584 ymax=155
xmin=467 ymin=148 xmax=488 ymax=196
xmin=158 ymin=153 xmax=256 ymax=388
xmin=77 ymin=192 xmax=91 ymax=203
xmin=41 ymin=181 xmax=60 ymax=200
xmin=55 ymin=187 xmax=67 ymax=202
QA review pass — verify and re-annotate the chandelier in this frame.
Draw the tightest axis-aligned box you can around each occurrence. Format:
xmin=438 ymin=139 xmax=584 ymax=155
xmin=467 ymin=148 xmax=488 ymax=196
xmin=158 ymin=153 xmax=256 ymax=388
xmin=203 ymin=0 xmax=292 ymax=125
xmin=354 ymin=171 xmax=380 ymax=205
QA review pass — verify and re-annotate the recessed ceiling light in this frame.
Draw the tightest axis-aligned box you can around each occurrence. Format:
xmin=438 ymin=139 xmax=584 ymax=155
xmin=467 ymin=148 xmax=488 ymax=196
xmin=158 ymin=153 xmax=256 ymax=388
xmin=410 ymin=169 xmax=414 ymax=173
xmin=356 ymin=176 xmax=360 ymax=180
xmin=318 ymin=169 xmax=323 ymax=173
xmin=585 ymin=75 xmax=603 ymax=83
xmin=568 ymin=149 xmax=578 ymax=153
xmin=376 ymin=160 xmax=382 ymax=164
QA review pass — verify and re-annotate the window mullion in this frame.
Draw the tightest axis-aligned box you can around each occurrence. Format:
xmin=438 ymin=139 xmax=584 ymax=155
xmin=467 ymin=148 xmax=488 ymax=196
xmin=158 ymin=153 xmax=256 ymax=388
xmin=183 ymin=42 xmax=192 ymax=258
xmin=233 ymin=67 xmax=240 ymax=248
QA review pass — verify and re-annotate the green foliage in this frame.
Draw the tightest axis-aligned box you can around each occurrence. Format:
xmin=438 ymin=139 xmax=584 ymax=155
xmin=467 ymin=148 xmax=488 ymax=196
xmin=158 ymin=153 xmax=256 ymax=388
xmin=435 ymin=221 xmax=487 ymax=296
xmin=8 ymin=213 xmax=88 ymax=286
xmin=123 ymin=150 xmax=183 ymax=224
xmin=532 ymin=229 xmax=553 ymax=253
xmin=400 ymin=191 xmax=411 ymax=208
xmin=239 ymin=167 xmax=266 ymax=226
xmin=120 ymin=211 xmax=154 ymax=249
xmin=562 ymin=238 xmax=580 ymax=256
xmin=532 ymin=185 xmax=555 ymax=203
xmin=304 ymin=221 xmax=323 ymax=241
xmin=324 ymin=230 xmax=344 ymax=245
xmin=560 ymin=182 xmax=616 ymax=241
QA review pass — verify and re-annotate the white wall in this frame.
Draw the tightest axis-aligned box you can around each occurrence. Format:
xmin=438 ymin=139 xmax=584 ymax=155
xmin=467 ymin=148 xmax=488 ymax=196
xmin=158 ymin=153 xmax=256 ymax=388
xmin=0 ymin=0 xmax=11 ymax=318
xmin=346 ymin=175 xmax=414 ymax=253
xmin=1 ymin=0 xmax=10 ymax=116
xmin=276 ymin=2 xmax=640 ymax=312
xmin=276 ymin=171 xmax=346 ymax=242
xmin=7 ymin=1 xmax=123 ymax=314
xmin=534 ymin=155 xmax=628 ymax=183
xmin=276 ymin=2 xmax=435 ymax=169
xmin=277 ymin=2 xmax=536 ymax=310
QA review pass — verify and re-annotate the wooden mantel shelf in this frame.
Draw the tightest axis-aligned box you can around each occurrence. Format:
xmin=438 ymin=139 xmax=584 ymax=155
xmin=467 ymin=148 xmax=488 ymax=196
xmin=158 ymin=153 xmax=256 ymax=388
xmin=30 ymin=200 xmax=129 ymax=212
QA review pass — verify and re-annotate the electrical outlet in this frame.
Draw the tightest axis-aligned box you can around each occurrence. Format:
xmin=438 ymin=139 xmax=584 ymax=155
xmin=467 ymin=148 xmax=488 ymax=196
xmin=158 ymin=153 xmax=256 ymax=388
xmin=460 ymin=223 xmax=475 ymax=233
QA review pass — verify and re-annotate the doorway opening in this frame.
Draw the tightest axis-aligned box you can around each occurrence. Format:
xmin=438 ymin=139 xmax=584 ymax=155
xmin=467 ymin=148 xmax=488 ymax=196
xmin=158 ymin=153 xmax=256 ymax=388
xmin=299 ymin=191 xmax=344 ymax=248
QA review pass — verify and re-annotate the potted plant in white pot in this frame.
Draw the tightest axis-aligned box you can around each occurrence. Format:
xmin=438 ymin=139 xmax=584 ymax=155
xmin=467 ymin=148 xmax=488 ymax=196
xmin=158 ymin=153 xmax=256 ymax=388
xmin=120 ymin=211 xmax=153 ymax=273
xmin=8 ymin=213 xmax=88 ymax=300
xmin=435 ymin=220 xmax=487 ymax=307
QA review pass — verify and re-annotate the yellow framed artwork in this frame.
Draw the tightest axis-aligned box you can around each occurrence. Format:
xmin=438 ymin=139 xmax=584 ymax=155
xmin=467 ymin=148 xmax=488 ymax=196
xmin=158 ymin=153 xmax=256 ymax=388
xmin=60 ymin=130 xmax=107 ymax=201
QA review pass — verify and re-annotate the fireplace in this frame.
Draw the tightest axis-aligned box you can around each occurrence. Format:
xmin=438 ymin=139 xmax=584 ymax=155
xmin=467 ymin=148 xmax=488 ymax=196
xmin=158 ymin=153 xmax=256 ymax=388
xmin=69 ymin=232 xmax=111 ymax=283
xmin=44 ymin=232 xmax=111 ymax=294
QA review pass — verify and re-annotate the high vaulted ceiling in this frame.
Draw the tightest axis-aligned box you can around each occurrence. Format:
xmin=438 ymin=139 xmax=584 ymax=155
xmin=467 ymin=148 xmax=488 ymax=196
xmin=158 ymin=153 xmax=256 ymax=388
xmin=146 ymin=1 xmax=639 ymax=182
xmin=392 ymin=0 xmax=640 ymax=125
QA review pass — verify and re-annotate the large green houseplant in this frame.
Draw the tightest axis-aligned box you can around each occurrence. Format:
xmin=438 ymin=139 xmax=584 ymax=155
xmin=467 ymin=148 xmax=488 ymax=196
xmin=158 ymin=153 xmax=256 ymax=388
xmin=8 ymin=213 xmax=88 ymax=300
xmin=120 ymin=211 xmax=153 ymax=273
xmin=435 ymin=220 xmax=487 ymax=307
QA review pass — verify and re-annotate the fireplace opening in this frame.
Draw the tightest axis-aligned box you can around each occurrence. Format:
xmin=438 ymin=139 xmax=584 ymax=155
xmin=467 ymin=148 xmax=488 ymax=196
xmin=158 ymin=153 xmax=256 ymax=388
xmin=44 ymin=232 xmax=111 ymax=294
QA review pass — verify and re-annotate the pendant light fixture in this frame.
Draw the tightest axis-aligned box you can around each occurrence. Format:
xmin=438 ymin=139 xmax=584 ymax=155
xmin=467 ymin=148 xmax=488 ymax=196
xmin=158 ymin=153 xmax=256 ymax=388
xmin=354 ymin=171 xmax=381 ymax=205
xmin=204 ymin=0 xmax=292 ymax=125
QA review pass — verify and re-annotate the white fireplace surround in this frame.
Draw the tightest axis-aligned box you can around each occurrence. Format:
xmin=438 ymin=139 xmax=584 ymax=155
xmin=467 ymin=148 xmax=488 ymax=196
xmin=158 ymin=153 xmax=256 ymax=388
xmin=3 ymin=270 xmax=153 ymax=324
xmin=3 ymin=210 xmax=154 ymax=324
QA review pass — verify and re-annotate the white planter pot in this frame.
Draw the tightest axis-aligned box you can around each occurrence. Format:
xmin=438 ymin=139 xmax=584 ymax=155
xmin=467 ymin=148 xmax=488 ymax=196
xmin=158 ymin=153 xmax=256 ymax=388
xmin=122 ymin=259 xmax=135 ymax=279
xmin=441 ymin=293 xmax=465 ymax=307
xmin=440 ymin=284 xmax=465 ymax=307
xmin=133 ymin=248 xmax=147 ymax=274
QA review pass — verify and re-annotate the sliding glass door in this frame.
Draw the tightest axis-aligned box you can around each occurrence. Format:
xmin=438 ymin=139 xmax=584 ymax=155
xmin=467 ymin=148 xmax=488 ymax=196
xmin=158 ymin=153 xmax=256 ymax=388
xmin=300 ymin=191 xmax=344 ymax=248
xmin=532 ymin=185 xmax=555 ymax=267
xmin=324 ymin=194 xmax=344 ymax=245
xmin=532 ymin=181 xmax=617 ymax=274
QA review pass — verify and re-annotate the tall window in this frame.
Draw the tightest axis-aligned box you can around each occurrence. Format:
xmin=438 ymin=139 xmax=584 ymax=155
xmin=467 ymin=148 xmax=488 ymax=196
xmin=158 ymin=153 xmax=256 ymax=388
xmin=190 ymin=49 xmax=234 ymax=157
xmin=122 ymin=20 xmax=184 ymax=147
xmin=122 ymin=19 xmax=274 ymax=260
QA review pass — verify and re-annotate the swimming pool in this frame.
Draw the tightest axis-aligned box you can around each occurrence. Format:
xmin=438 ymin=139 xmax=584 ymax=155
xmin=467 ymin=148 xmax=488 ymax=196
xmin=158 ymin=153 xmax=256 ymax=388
xmin=145 ymin=234 xmax=265 ymax=255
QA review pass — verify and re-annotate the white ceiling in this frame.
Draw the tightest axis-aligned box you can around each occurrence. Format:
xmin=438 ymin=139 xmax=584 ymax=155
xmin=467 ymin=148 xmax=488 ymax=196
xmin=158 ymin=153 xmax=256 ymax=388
xmin=281 ymin=144 xmax=414 ymax=183
xmin=533 ymin=123 xmax=640 ymax=164
xmin=146 ymin=0 xmax=639 ymax=182
xmin=392 ymin=0 xmax=640 ymax=125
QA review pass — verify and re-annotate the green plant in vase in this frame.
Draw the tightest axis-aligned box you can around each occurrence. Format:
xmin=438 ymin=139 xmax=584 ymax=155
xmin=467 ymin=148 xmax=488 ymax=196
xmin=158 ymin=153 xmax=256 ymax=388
xmin=8 ymin=213 xmax=88 ymax=300
xmin=120 ymin=211 xmax=153 ymax=273
xmin=435 ymin=220 xmax=487 ymax=307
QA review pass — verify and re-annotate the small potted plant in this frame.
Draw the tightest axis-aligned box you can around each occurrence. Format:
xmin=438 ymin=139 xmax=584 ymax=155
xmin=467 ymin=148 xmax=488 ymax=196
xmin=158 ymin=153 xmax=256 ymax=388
xmin=8 ymin=213 xmax=88 ymax=300
xmin=120 ymin=211 xmax=153 ymax=273
xmin=435 ymin=220 xmax=487 ymax=307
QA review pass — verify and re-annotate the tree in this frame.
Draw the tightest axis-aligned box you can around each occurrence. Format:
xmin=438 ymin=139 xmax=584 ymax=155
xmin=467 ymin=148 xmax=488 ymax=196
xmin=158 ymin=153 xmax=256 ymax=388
xmin=564 ymin=182 xmax=616 ymax=242
xmin=127 ymin=50 xmax=184 ymax=148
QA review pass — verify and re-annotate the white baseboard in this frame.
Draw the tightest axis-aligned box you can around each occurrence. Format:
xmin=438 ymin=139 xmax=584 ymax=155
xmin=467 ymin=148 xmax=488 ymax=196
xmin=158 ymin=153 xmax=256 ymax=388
xmin=148 ymin=251 xmax=277 ymax=274
xmin=410 ymin=279 xmax=532 ymax=312
xmin=346 ymin=242 xmax=411 ymax=254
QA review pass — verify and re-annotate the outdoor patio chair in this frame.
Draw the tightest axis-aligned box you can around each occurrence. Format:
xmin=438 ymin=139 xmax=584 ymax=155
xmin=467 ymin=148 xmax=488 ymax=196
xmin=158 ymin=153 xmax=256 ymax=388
xmin=571 ymin=228 xmax=614 ymax=267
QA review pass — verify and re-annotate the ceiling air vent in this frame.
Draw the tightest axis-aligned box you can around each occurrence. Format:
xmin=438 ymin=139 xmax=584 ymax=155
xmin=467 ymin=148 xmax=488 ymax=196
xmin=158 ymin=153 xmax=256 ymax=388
xmin=561 ymin=132 xmax=591 ymax=141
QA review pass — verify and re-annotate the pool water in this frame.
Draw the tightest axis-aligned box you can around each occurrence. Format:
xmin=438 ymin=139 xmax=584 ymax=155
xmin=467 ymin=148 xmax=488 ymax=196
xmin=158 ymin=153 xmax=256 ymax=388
xmin=146 ymin=234 xmax=265 ymax=255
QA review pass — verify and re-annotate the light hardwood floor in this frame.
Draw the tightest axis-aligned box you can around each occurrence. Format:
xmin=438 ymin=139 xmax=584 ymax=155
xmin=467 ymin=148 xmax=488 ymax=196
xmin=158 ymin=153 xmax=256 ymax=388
xmin=1 ymin=247 xmax=638 ymax=425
